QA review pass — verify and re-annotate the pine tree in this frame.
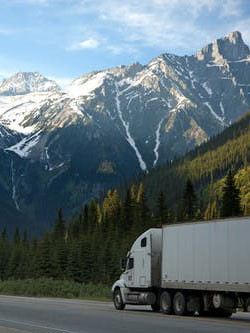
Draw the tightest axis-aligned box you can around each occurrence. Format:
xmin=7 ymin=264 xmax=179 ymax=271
xmin=221 ymin=170 xmax=241 ymax=217
xmin=156 ymin=191 xmax=167 ymax=226
xmin=135 ymin=183 xmax=151 ymax=232
xmin=0 ymin=229 xmax=9 ymax=280
xmin=78 ymin=237 xmax=93 ymax=283
xmin=183 ymin=178 xmax=197 ymax=220
xmin=51 ymin=209 xmax=68 ymax=278
xmin=35 ymin=232 xmax=53 ymax=278
xmin=13 ymin=228 xmax=20 ymax=246
xmin=120 ymin=188 xmax=135 ymax=245
xmin=67 ymin=242 xmax=81 ymax=282
xmin=52 ymin=241 xmax=68 ymax=279
xmin=53 ymin=208 xmax=66 ymax=242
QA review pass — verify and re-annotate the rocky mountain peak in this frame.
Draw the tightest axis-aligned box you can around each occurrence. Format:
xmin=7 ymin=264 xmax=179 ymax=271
xmin=226 ymin=31 xmax=243 ymax=44
xmin=0 ymin=72 xmax=61 ymax=96
xmin=196 ymin=31 xmax=250 ymax=63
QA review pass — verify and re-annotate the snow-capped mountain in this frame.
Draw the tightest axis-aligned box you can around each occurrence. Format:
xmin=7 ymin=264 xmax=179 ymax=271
xmin=0 ymin=31 xmax=250 ymax=232
xmin=0 ymin=72 xmax=60 ymax=96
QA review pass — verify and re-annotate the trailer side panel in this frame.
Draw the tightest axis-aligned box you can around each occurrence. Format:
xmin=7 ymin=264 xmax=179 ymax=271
xmin=161 ymin=218 xmax=250 ymax=292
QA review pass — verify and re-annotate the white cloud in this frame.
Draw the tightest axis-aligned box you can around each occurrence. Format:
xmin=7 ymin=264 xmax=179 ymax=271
xmin=5 ymin=0 xmax=248 ymax=64
xmin=78 ymin=38 xmax=100 ymax=49
xmin=68 ymin=37 xmax=101 ymax=51
xmin=65 ymin=0 xmax=246 ymax=54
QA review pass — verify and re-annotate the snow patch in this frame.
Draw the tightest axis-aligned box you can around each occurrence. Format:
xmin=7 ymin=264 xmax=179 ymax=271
xmin=206 ymin=63 xmax=222 ymax=67
xmin=70 ymin=100 xmax=84 ymax=116
xmin=10 ymin=159 xmax=19 ymax=210
xmin=45 ymin=147 xmax=49 ymax=160
xmin=188 ymin=70 xmax=197 ymax=89
xmin=5 ymin=131 xmax=41 ymax=158
xmin=67 ymin=72 xmax=106 ymax=98
xmin=202 ymin=82 xmax=212 ymax=96
xmin=204 ymin=102 xmax=224 ymax=125
xmin=49 ymin=162 xmax=65 ymax=172
xmin=127 ymin=93 xmax=139 ymax=110
xmin=185 ymin=58 xmax=197 ymax=89
xmin=105 ymin=109 xmax=116 ymax=120
xmin=228 ymin=58 xmax=250 ymax=63
xmin=115 ymin=82 xmax=147 ymax=172
xmin=160 ymin=77 xmax=168 ymax=91
xmin=153 ymin=118 xmax=164 ymax=167
xmin=0 ymin=92 xmax=55 ymax=134
xmin=219 ymin=101 xmax=225 ymax=117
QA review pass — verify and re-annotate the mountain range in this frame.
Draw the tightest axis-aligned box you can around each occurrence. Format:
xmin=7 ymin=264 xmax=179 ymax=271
xmin=0 ymin=31 xmax=250 ymax=233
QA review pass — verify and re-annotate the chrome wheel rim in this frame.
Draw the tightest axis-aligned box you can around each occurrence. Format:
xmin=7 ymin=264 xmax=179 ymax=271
xmin=115 ymin=292 xmax=121 ymax=306
xmin=162 ymin=295 xmax=169 ymax=311
xmin=175 ymin=297 xmax=182 ymax=312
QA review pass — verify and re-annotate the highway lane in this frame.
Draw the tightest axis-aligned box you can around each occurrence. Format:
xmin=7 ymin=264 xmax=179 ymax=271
xmin=0 ymin=296 xmax=249 ymax=333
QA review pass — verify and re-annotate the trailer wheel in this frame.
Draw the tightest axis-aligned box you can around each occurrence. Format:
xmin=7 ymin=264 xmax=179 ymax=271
xmin=160 ymin=291 xmax=172 ymax=315
xmin=173 ymin=292 xmax=187 ymax=316
xmin=113 ymin=288 xmax=125 ymax=310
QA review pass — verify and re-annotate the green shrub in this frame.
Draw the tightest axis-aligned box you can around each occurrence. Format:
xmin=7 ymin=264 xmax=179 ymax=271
xmin=0 ymin=278 xmax=111 ymax=300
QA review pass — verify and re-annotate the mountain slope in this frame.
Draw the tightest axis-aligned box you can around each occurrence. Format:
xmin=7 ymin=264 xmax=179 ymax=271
xmin=141 ymin=111 xmax=250 ymax=212
xmin=0 ymin=31 xmax=250 ymax=232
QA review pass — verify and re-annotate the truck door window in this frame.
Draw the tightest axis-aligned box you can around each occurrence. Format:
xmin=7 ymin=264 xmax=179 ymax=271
xmin=127 ymin=257 xmax=134 ymax=270
xmin=141 ymin=237 xmax=147 ymax=247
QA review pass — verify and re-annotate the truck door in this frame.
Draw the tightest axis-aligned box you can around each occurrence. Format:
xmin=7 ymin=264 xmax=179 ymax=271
xmin=135 ymin=234 xmax=152 ymax=287
xmin=124 ymin=256 xmax=134 ymax=288
xmin=124 ymin=232 xmax=153 ymax=288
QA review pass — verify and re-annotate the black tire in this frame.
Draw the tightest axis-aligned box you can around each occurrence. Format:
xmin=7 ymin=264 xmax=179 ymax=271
xmin=113 ymin=288 xmax=125 ymax=310
xmin=173 ymin=292 xmax=187 ymax=316
xmin=160 ymin=291 xmax=172 ymax=315
xmin=151 ymin=303 xmax=160 ymax=312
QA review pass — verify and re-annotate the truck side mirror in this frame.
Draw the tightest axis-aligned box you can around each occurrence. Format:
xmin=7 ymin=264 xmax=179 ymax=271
xmin=120 ymin=258 xmax=126 ymax=271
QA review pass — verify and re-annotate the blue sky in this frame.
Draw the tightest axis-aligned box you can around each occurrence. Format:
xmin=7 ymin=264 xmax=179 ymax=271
xmin=0 ymin=0 xmax=250 ymax=88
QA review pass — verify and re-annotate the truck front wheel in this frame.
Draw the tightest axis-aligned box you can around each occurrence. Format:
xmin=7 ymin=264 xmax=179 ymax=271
xmin=173 ymin=292 xmax=187 ymax=316
xmin=160 ymin=291 xmax=172 ymax=315
xmin=113 ymin=288 xmax=125 ymax=310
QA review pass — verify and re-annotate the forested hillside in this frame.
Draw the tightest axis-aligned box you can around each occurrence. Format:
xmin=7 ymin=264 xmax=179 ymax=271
xmin=1 ymin=111 xmax=250 ymax=286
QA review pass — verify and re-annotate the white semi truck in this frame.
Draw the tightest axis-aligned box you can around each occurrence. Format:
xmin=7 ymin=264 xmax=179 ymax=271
xmin=112 ymin=217 xmax=250 ymax=317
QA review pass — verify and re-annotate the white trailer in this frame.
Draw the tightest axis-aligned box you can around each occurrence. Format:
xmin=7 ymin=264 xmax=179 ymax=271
xmin=112 ymin=217 xmax=250 ymax=316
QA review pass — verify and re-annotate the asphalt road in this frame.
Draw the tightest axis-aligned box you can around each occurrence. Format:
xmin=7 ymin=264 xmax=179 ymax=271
xmin=0 ymin=296 xmax=249 ymax=333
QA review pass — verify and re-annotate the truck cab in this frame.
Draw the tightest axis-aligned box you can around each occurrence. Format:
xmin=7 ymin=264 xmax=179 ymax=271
xmin=112 ymin=228 xmax=162 ymax=309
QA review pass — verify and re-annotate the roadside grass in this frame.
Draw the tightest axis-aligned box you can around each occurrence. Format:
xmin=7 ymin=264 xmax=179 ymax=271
xmin=0 ymin=278 xmax=111 ymax=301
